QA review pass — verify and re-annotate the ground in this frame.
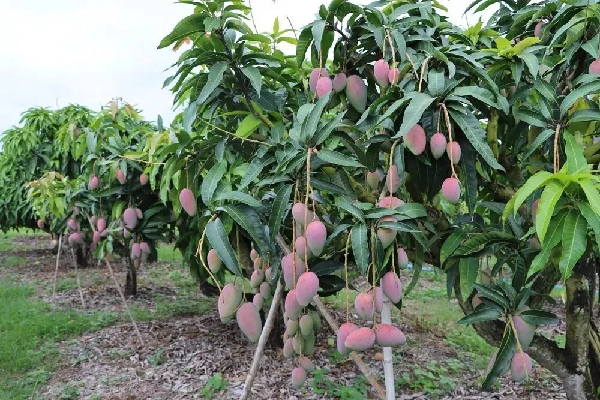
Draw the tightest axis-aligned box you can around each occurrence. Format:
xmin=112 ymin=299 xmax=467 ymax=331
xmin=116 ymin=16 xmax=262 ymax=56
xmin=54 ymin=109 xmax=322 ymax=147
xmin=0 ymin=231 xmax=575 ymax=399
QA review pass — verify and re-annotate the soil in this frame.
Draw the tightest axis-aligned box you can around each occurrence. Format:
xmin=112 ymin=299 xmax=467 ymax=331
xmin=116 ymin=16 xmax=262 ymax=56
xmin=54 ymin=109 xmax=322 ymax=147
xmin=0 ymin=235 xmax=575 ymax=400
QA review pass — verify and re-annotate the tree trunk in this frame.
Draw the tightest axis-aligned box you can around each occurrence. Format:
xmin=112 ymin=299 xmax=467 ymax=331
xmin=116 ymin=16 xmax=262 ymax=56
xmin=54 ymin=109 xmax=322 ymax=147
xmin=76 ymin=245 xmax=89 ymax=268
xmin=124 ymin=256 xmax=137 ymax=297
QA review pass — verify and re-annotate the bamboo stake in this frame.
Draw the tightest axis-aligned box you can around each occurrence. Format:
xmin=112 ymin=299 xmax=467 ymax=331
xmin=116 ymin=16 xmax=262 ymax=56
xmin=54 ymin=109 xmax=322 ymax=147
xmin=70 ymin=248 xmax=86 ymax=309
xmin=239 ymin=279 xmax=284 ymax=400
xmin=52 ymin=233 xmax=63 ymax=298
xmin=381 ymin=297 xmax=395 ymax=400
xmin=105 ymin=259 xmax=144 ymax=346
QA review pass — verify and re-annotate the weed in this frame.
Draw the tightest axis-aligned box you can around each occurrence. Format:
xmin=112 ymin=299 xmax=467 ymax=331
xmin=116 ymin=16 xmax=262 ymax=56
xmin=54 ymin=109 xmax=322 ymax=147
xmin=148 ymin=348 xmax=168 ymax=366
xmin=2 ymin=255 xmax=27 ymax=267
xmin=58 ymin=384 xmax=80 ymax=399
xmin=396 ymin=360 xmax=457 ymax=398
xmin=311 ymin=369 xmax=368 ymax=399
xmin=201 ymin=372 xmax=228 ymax=398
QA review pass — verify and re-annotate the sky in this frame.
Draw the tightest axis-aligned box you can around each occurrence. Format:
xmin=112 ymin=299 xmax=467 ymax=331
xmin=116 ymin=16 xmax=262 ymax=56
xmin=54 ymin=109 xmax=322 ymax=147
xmin=0 ymin=0 xmax=495 ymax=132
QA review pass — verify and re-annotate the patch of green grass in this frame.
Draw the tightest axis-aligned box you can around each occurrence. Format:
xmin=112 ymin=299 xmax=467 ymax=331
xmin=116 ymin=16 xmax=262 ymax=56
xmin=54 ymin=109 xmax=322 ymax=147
xmin=0 ymin=228 xmax=38 ymax=238
xmin=54 ymin=278 xmax=79 ymax=293
xmin=310 ymin=369 xmax=369 ymax=399
xmin=2 ymin=255 xmax=27 ymax=267
xmin=396 ymin=360 xmax=458 ymax=398
xmin=131 ymin=292 xmax=213 ymax=322
xmin=156 ymin=243 xmax=182 ymax=261
xmin=0 ymin=280 xmax=117 ymax=399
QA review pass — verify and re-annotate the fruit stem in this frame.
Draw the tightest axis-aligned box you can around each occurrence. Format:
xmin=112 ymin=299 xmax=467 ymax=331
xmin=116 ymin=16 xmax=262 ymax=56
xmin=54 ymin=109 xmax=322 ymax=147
xmin=344 ymin=233 xmax=351 ymax=324
xmin=196 ymin=215 xmax=221 ymax=293
xmin=439 ymin=103 xmax=458 ymax=179
xmin=418 ymin=56 xmax=432 ymax=93
xmin=553 ymin=124 xmax=561 ymax=173
xmin=509 ymin=316 xmax=530 ymax=380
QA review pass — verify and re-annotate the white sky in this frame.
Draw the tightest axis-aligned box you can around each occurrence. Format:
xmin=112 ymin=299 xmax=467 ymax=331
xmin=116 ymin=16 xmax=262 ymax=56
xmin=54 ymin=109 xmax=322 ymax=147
xmin=0 ymin=0 xmax=494 ymax=132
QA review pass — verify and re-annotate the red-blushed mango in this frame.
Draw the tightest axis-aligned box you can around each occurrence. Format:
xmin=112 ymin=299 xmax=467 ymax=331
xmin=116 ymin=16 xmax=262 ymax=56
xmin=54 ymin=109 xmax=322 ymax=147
xmin=179 ymin=188 xmax=197 ymax=216
xmin=532 ymin=199 xmax=539 ymax=224
xmin=374 ymin=59 xmax=390 ymax=87
xmin=282 ymin=253 xmax=305 ymax=288
xmin=299 ymin=356 xmax=315 ymax=372
xmin=306 ymin=220 xmax=327 ymax=256
xmin=259 ymin=282 xmax=272 ymax=300
xmin=140 ymin=242 xmax=150 ymax=254
xmin=337 ymin=322 xmax=358 ymax=355
xmin=92 ymin=231 xmax=101 ymax=244
xmin=135 ymin=208 xmax=143 ymax=219
xmin=309 ymin=68 xmax=328 ymax=92
xmin=133 ymin=258 xmax=141 ymax=268
xmin=388 ymin=67 xmax=400 ymax=84
xmin=236 ymin=302 xmax=262 ymax=343
xmin=286 ymin=318 xmax=298 ymax=336
xmin=446 ymin=142 xmax=462 ymax=164
xmin=131 ymin=243 xmax=141 ymax=259
xmin=332 ymin=72 xmax=347 ymax=92
xmin=250 ymin=269 xmax=265 ymax=288
xmin=250 ymin=248 xmax=258 ymax=261
xmin=430 ymin=132 xmax=447 ymax=159
xmin=345 ymin=327 xmax=376 ymax=352
xmin=397 ymin=247 xmax=409 ymax=268
xmin=283 ymin=338 xmax=294 ymax=358
xmin=291 ymin=366 xmax=307 ymax=389
xmin=303 ymin=331 xmax=315 ymax=355
xmin=366 ymin=170 xmax=382 ymax=191
xmin=295 ymin=236 xmax=312 ymax=260
xmin=299 ymin=314 xmax=314 ymax=337
xmin=381 ymin=271 xmax=403 ymax=303
xmin=207 ymin=249 xmax=221 ymax=274
xmin=378 ymin=196 xmax=404 ymax=209
xmin=89 ymin=176 xmax=99 ymax=190
xmin=139 ymin=174 xmax=148 ymax=185
xmin=97 ymin=218 xmax=106 ymax=233
xmin=67 ymin=218 xmax=78 ymax=231
xmin=441 ymin=177 xmax=461 ymax=204
xmin=385 ymin=165 xmax=400 ymax=193
xmin=513 ymin=316 xmax=535 ymax=350
xmin=354 ymin=292 xmax=375 ymax=320
xmin=590 ymin=59 xmax=600 ymax=74
xmin=534 ymin=21 xmax=544 ymax=38
xmin=296 ymin=271 xmax=319 ymax=306
xmin=264 ymin=267 xmax=273 ymax=282
xmin=123 ymin=208 xmax=138 ymax=229
xmin=116 ymin=169 xmax=126 ymax=184
xmin=253 ymin=257 xmax=262 ymax=270
xmin=285 ymin=289 xmax=301 ymax=320
xmin=376 ymin=324 xmax=406 ymax=346
xmin=368 ymin=286 xmax=383 ymax=312
xmin=291 ymin=202 xmax=316 ymax=226
xmin=345 ymin=75 xmax=367 ymax=113
xmin=292 ymin=335 xmax=304 ymax=355
xmin=377 ymin=216 xmax=397 ymax=248
xmin=405 ymin=124 xmax=426 ymax=155
xmin=37 ymin=219 xmax=44 ymax=229
xmin=316 ymin=76 xmax=333 ymax=98
xmin=510 ymin=352 xmax=532 ymax=382
xmin=218 ymin=283 xmax=242 ymax=323
xmin=253 ymin=293 xmax=264 ymax=309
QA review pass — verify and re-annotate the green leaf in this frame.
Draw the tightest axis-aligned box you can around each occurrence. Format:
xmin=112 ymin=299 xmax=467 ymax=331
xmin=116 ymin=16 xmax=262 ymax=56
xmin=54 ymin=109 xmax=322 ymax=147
xmin=449 ymin=109 xmax=505 ymax=171
xmin=216 ymin=191 xmax=262 ymax=207
xmin=336 ymin=201 xmax=365 ymax=222
xmin=511 ymin=171 xmax=554 ymax=218
xmin=523 ymin=129 xmax=554 ymax=159
xmin=241 ymin=156 xmax=274 ymax=189
xmin=239 ymin=33 xmax=271 ymax=43
xmin=451 ymin=86 xmax=499 ymax=110
xmin=395 ymin=203 xmax=427 ymax=219
xmin=519 ymin=53 xmax=539 ymax=77
xmin=461 ymin=141 xmax=477 ymax=214
xmin=314 ymin=112 xmax=345 ymax=146
xmin=206 ymin=218 xmax=240 ymax=276
xmin=428 ymin=69 xmax=445 ymax=97
xmin=352 ymin=223 xmax=369 ymax=275
xmin=222 ymin=205 xmax=269 ymax=257
xmin=482 ymin=328 xmax=515 ymax=389
xmin=459 ymin=257 xmax=479 ymax=302
xmin=560 ymin=80 xmax=600 ymax=116
xmin=528 ymin=210 xmax=568 ymax=277
xmin=519 ymin=310 xmax=559 ymax=325
xmin=563 ymin=131 xmax=588 ymax=173
xmin=458 ymin=306 xmax=503 ymax=325
xmin=317 ymin=149 xmax=364 ymax=168
xmin=304 ymin=93 xmax=331 ymax=141
xmin=201 ymin=160 xmax=227 ymax=206
xmin=404 ymin=243 xmax=423 ymax=297
xmin=567 ymin=109 xmax=600 ymax=125
xmin=378 ymin=220 xmax=420 ymax=233
xmin=580 ymin=179 xmax=600 ymax=217
xmin=268 ymin=184 xmax=292 ymax=240
xmin=240 ymin=66 xmax=262 ymax=96
xmin=235 ymin=114 xmax=262 ymax=138
xmin=474 ymin=284 xmax=511 ymax=311
xmin=296 ymin=27 xmax=312 ymax=66
xmin=452 ymin=232 xmax=517 ymax=258
xmin=311 ymin=19 xmax=326 ymax=51
xmin=578 ymin=203 xmax=600 ymax=250
xmin=394 ymin=92 xmax=436 ymax=139
xmin=197 ymin=61 xmax=228 ymax=104
xmin=536 ymin=180 xmax=565 ymax=243
xmin=513 ymin=37 xmax=540 ymax=55
xmin=559 ymin=210 xmax=587 ymax=280
xmin=441 ymin=231 xmax=467 ymax=267
xmin=158 ymin=14 xmax=206 ymax=49
xmin=514 ymin=109 xmax=547 ymax=128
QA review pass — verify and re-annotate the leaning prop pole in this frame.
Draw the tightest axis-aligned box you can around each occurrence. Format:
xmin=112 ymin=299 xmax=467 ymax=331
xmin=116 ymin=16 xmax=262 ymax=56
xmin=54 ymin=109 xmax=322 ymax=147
xmin=239 ymin=278 xmax=284 ymax=400
xmin=52 ymin=233 xmax=63 ymax=298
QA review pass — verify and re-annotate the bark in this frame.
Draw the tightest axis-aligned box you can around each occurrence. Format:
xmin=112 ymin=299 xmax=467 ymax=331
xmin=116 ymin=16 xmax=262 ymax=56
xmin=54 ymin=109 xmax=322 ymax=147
xmin=530 ymin=263 xmax=561 ymax=309
xmin=124 ymin=256 xmax=137 ymax=297
xmin=563 ymin=276 xmax=595 ymax=400
xmin=75 ymin=245 xmax=90 ymax=268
